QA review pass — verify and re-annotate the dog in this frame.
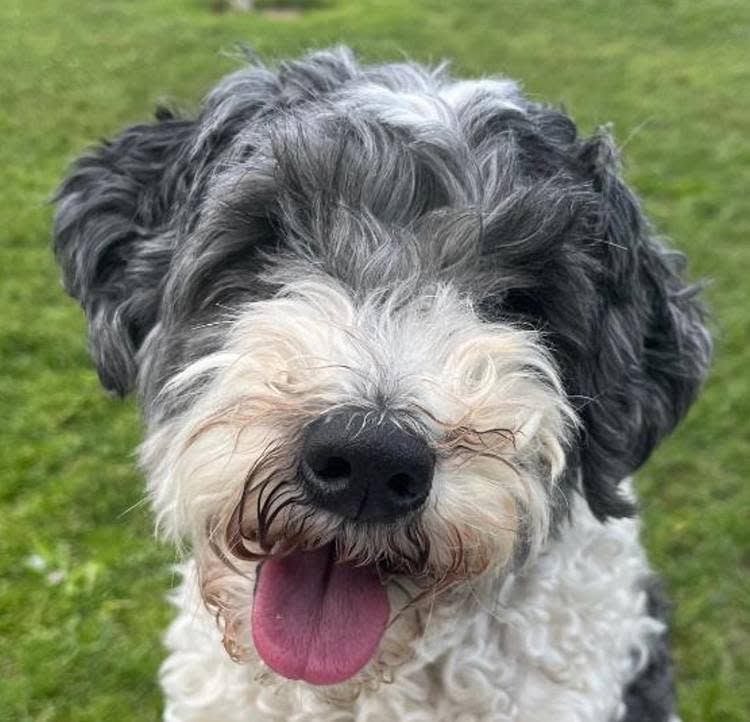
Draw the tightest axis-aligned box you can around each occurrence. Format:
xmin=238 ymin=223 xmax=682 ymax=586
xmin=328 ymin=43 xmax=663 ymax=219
xmin=53 ymin=47 xmax=711 ymax=722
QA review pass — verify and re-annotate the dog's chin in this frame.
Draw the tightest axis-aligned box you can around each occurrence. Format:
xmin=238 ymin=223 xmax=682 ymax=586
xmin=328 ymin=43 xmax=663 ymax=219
xmin=251 ymin=542 xmax=391 ymax=686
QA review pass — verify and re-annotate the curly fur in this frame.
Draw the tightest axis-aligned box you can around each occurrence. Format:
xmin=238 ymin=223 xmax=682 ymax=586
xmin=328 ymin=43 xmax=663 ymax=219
xmin=53 ymin=47 xmax=710 ymax=721
xmin=160 ymin=492 xmax=672 ymax=722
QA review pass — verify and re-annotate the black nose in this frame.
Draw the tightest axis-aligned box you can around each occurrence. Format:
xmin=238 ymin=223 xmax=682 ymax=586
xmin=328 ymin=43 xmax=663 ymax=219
xmin=300 ymin=409 xmax=434 ymax=523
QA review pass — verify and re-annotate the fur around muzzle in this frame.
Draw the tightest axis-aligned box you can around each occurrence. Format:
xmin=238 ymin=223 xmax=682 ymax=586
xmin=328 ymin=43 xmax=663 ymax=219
xmin=53 ymin=45 xmax=711 ymax=716
xmin=138 ymin=280 xmax=573 ymax=683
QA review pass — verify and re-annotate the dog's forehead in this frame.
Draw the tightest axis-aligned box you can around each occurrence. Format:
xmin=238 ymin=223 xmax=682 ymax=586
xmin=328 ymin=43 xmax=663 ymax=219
xmin=230 ymin=73 xmax=528 ymax=207
xmin=182 ymin=65 xmax=598 ymax=320
xmin=200 ymin=74 xmax=543 ymax=293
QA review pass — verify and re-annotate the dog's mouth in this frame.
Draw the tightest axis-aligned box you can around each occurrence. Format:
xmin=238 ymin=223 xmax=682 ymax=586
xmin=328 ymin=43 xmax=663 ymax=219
xmin=251 ymin=542 xmax=390 ymax=685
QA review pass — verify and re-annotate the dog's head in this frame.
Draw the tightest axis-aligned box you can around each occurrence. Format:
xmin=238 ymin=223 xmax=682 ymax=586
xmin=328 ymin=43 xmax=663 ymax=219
xmin=54 ymin=48 xmax=710 ymax=694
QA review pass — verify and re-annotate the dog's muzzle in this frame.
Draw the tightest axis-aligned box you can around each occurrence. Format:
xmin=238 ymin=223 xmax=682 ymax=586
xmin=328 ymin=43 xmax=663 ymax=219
xmin=300 ymin=407 xmax=435 ymax=523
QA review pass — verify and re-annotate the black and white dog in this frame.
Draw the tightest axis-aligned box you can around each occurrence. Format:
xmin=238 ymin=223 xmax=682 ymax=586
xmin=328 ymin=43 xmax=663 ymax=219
xmin=54 ymin=47 xmax=711 ymax=722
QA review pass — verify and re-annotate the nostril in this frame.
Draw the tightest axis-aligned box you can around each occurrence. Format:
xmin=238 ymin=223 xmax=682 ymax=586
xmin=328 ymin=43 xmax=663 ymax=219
xmin=301 ymin=408 xmax=434 ymax=522
xmin=387 ymin=472 xmax=423 ymax=504
xmin=312 ymin=455 xmax=352 ymax=482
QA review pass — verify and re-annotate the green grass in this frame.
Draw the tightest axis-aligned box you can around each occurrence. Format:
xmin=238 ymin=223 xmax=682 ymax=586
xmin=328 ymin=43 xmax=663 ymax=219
xmin=1 ymin=1 xmax=748 ymax=720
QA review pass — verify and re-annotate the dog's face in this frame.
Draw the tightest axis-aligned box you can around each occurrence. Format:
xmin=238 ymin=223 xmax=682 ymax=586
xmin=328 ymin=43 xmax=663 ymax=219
xmin=54 ymin=48 xmax=710 ymax=694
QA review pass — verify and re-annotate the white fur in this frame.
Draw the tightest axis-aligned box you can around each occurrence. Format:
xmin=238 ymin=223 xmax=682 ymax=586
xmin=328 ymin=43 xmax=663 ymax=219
xmin=141 ymin=280 xmax=572 ymax=562
xmin=140 ymin=280 xmax=661 ymax=721
xmin=139 ymin=279 xmax=592 ymax=718
xmin=332 ymin=76 xmax=523 ymax=135
xmin=161 ymin=490 xmax=661 ymax=722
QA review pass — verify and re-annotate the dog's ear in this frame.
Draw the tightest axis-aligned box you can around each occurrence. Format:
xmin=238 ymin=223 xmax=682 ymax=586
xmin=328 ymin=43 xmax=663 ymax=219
xmin=53 ymin=111 xmax=196 ymax=395
xmin=567 ymin=133 xmax=712 ymax=519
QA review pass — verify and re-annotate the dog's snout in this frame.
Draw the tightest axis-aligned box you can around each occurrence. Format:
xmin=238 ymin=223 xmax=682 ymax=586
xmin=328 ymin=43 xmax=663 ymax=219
xmin=301 ymin=409 xmax=434 ymax=523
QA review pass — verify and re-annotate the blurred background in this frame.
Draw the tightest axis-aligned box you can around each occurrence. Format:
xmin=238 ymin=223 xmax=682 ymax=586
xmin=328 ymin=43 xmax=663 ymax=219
xmin=1 ymin=1 xmax=748 ymax=720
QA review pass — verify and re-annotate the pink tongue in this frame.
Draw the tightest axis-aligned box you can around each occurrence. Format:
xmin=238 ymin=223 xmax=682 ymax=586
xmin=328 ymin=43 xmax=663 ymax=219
xmin=252 ymin=544 xmax=390 ymax=685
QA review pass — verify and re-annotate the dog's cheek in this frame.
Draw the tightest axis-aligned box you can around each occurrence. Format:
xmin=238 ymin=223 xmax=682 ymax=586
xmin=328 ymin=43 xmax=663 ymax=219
xmin=426 ymin=469 xmax=520 ymax=575
xmin=409 ymin=317 xmax=574 ymax=571
xmin=139 ymin=416 xmax=245 ymax=544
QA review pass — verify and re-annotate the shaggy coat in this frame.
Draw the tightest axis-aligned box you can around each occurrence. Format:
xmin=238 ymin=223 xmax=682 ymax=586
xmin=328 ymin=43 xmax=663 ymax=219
xmin=54 ymin=47 xmax=710 ymax=721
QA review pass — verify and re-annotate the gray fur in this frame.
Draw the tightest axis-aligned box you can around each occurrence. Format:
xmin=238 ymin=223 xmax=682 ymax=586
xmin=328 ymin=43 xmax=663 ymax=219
xmin=623 ymin=580 xmax=676 ymax=722
xmin=54 ymin=46 xmax=711 ymax=518
xmin=53 ymin=48 xmax=712 ymax=714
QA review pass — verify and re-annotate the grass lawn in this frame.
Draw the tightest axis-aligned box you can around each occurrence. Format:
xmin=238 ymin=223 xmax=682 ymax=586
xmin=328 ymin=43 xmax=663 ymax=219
xmin=1 ymin=1 xmax=748 ymax=720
